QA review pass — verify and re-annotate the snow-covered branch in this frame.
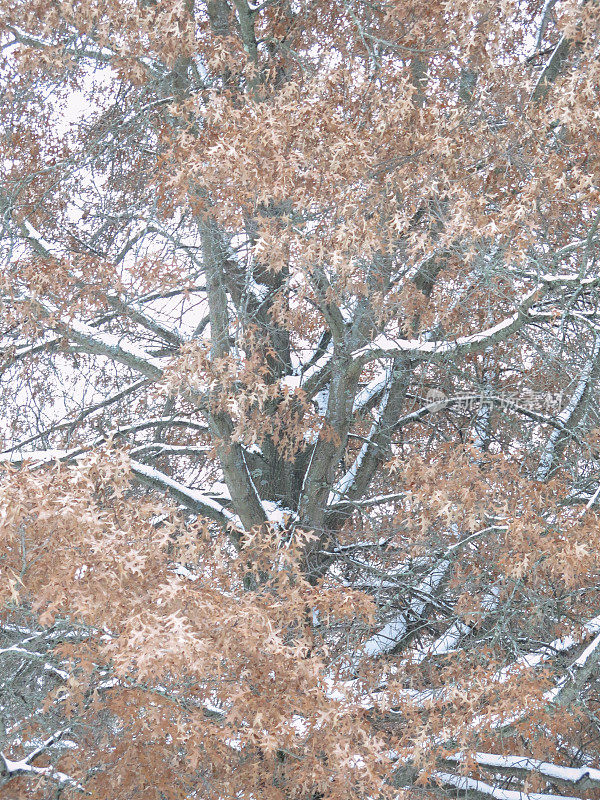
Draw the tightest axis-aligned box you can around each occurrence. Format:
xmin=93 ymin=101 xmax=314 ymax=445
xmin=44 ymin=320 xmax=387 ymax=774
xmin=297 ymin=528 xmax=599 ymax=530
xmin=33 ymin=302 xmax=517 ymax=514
xmin=537 ymin=335 xmax=600 ymax=480
xmin=443 ymin=753 xmax=600 ymax=792
xmin=434 ymin=770 xmax=581 ymax=800
xmin=31 ymin=298 xmax=165 ymax=379
xmin=130 ymin=460 xmax=238 ymax=527
xmin=352 ymin=287 xmax=546 ymax=365
xmin=354 ymin=559 xmax=450 ymax=662
xmin=0 ymin=728 xmax=83 ymax=792
xmin=328 ymin=370 xmax=393 ymax=505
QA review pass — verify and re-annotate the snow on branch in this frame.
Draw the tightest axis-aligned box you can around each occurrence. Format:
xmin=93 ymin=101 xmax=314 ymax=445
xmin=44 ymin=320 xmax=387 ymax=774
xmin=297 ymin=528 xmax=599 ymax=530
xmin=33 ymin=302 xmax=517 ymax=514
xmin=444 ymin=753 xmax=600 ymax=791
xmin=412 ymin=619 xmax=471 ymax=662
xmin=536 ymin=335 xmax=600 ymax=481
xmin=0 ymin=450 xmax=235 ymax=525
xmin=434 ymin=770 xmax=581 ymax=800
xmin=0 ymin=728 xmax=83 ymax=792
xmin=31 ymin=299 xmax=165 ymax=378
xmin=354 ymin=559 xmax=450 ymax=662
xmin=381 ymin=612 xmax=600 ymax=714
xmin=0 ymin=449 xmax=69 ymax=465
xmin=352 ymin=287 xmax=546 ymax=365
xmin=130 ymin=460 xmax=239 ymax=527
xmin=543 ymin=629 xmax=600 ymax=705
xmin=493 ymin=613 xmax=600 ymax=684
xmin=12 ymin=232 xmax=166 ymax=376
xmin=352 ymin=372 xmax=390 ymax=412
xmin=328 ymin=370 xmax=393 ymax=505
xmin=329 ymin=492 xmax=406 ymax=511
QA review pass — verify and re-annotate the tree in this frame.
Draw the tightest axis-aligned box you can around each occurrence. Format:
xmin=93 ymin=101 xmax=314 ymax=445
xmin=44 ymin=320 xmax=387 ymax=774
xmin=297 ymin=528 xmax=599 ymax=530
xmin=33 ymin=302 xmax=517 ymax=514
xmin=1 ymin=0 xmax=600 ymax=797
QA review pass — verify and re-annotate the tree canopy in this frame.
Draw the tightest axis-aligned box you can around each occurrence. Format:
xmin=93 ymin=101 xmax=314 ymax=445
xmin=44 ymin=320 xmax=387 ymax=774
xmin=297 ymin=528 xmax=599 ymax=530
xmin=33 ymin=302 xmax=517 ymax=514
xmin=1 ymin=0 xmax=600 ymax=797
